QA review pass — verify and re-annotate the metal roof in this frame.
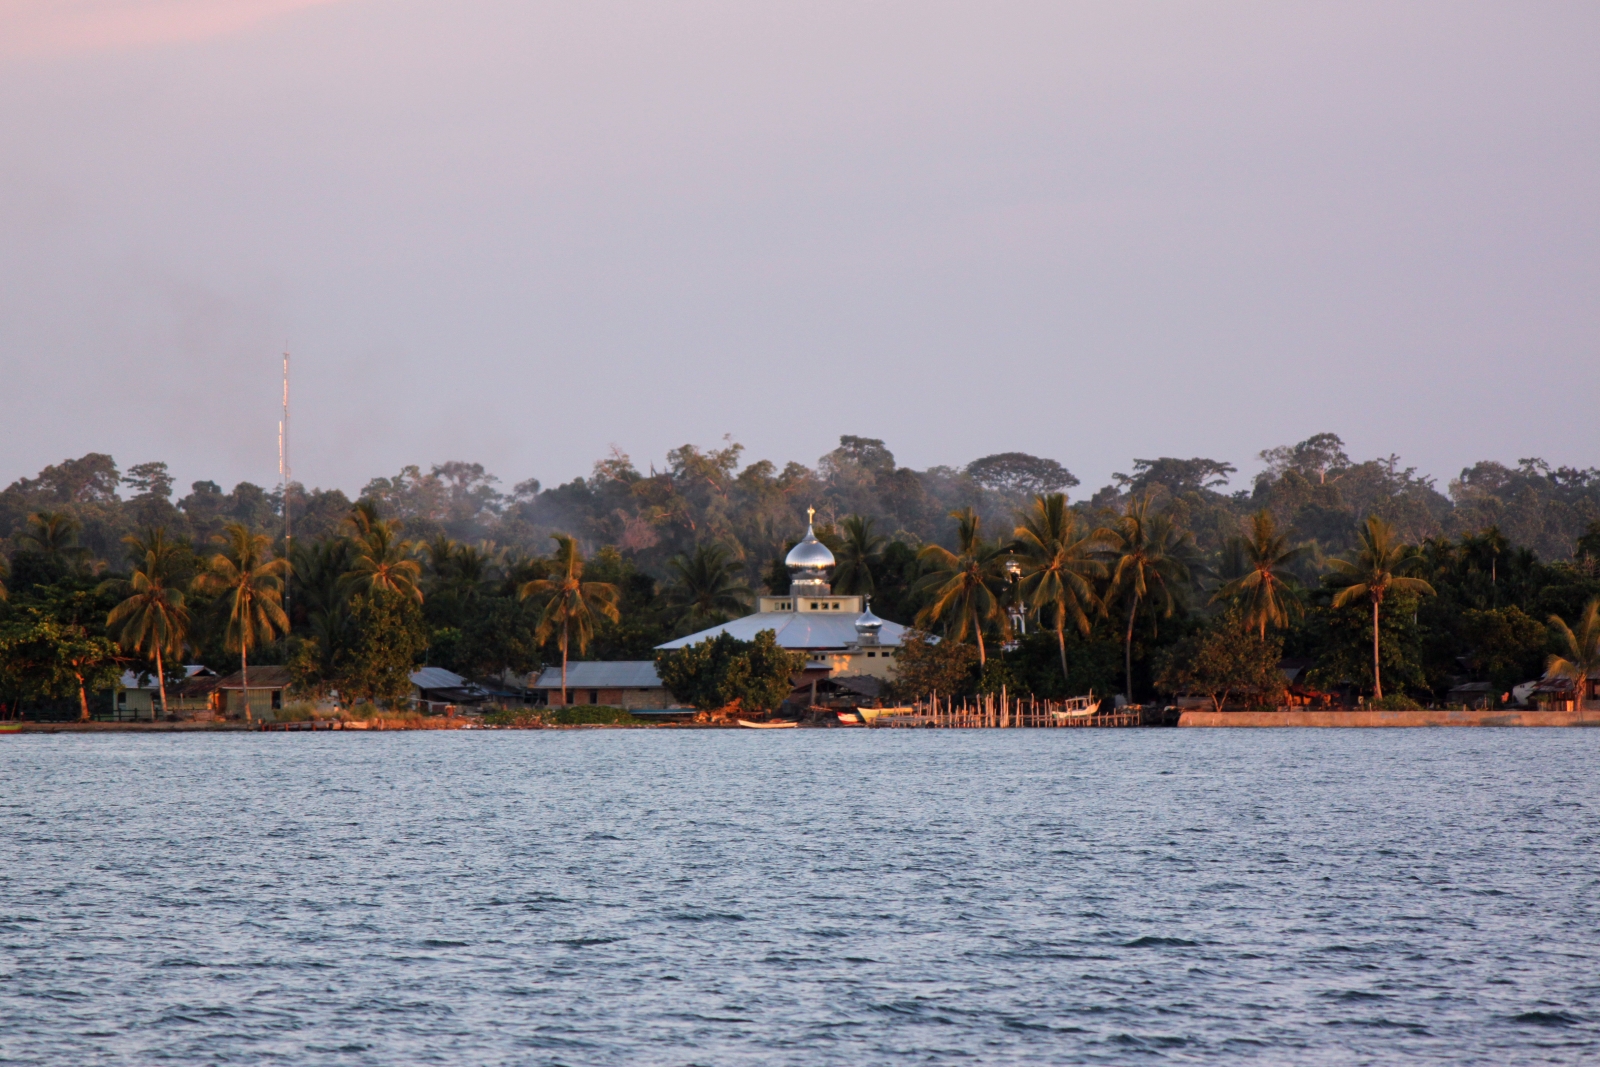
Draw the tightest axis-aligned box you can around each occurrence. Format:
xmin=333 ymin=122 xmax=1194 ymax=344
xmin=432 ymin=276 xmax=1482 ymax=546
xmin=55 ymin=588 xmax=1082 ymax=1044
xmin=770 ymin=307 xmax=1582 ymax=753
xmin=216 ymin=666 xmax=293 ymax=690
xmin=118 ymin=665 xmax=214 ymax=689
xmin=410 ymin=667 xmax=468 ymax=690
xmin=655 ymin=612 xmax=907 ymax=651
xmin=532 ymin=661 xmax=664 ymax=689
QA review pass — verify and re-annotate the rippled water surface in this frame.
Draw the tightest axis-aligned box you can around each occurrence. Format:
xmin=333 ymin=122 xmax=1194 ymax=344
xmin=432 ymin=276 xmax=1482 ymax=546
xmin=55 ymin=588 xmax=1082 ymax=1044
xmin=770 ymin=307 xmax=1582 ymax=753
xmin=3 ymin=729 xmax=1599 ymax=1065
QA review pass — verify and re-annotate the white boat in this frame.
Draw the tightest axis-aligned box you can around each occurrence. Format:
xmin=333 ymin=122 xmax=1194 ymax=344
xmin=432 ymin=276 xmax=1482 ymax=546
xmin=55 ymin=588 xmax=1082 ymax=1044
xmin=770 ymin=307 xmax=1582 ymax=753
xmin=1051 ymin=696 xmax=1101 ymax=719
xmin=738 ymin=719 xmax=797 ymax=729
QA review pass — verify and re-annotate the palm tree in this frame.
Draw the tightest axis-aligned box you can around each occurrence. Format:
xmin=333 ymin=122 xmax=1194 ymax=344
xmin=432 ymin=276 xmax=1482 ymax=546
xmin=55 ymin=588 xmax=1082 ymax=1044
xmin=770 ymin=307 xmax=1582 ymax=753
xmin=290 ymin=536 xmax=357 ymax=687
xmin=343 ymin=503 xmax=423 ymax=602
xmin=832 ymin=515 xmax=886 ymax=596
xmin=1327 ymin=515 xmax=1435 ymax=701
xmin=518 ymin=535 xmax=620 ymax=703
xmin=1213 ymin=510 xmax=1307 ymax=640
xmin=1547 ymin=598 xmax=1600 ymax=712
xmin=422 ymin=534 xmax=461 ymax=590
xmin=915 ymin=508 xmax=1009 ymax=666
xmin=1099 ymin=494 xmax=1194 ymax=703
xmin=102 ymin=529 xmax=191 ymax=721
xmin=18 ymin=511 xmax=90 ymax=572
xmin=663 ymin=542 xmax=752 ymax=631
xmin=193 ymin=524 xmax=290 ymax=720
xmin=1013 ymin=494 xmax=1105 ymax=684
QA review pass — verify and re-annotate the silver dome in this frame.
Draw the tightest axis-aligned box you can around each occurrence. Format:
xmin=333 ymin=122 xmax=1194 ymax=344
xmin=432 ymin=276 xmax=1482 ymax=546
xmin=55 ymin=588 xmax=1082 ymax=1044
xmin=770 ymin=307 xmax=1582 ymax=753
xmin=854 ymin=604 xmax=884 ymax=635
xmin=785 ymin=510 xmax=835 ymax=576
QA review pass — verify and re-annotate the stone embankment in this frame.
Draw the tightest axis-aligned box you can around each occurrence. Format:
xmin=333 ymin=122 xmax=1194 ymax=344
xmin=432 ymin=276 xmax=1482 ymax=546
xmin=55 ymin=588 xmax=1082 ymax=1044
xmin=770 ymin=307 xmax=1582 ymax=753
xmin=1179 ymin=708 xmax=1600 ymax=728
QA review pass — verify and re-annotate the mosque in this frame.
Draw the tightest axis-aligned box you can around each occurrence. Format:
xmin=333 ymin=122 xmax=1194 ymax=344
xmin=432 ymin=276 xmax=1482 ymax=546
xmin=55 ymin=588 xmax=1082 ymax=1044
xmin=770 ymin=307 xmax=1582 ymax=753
xmin=655 ymin=509 xmax=909 ymax=683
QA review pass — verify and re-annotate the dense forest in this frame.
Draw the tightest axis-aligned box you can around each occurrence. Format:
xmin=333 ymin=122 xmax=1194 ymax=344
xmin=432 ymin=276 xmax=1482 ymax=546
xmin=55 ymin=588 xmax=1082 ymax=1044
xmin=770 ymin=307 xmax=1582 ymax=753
xmin=2 ymin=432 xmax=1598 ymax=717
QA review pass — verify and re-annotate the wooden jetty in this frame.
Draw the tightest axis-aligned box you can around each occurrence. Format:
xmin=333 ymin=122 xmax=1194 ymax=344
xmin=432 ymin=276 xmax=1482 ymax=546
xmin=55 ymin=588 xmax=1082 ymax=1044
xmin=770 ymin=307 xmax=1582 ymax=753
xmin=874 ymin=690 xmax=1175 ymax=728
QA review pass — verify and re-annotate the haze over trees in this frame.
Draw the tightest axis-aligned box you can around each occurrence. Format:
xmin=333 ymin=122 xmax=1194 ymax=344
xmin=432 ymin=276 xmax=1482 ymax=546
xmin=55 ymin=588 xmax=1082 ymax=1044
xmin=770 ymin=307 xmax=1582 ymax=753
xmin=1 ymin=433 xmax=1598 ymax=717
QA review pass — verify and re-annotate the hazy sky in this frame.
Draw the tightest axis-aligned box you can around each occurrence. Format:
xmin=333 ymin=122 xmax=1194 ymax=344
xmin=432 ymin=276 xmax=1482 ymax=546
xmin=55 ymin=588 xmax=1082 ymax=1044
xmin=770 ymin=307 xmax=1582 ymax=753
xmin=2 ymin=1 xmax=1596 ymax=500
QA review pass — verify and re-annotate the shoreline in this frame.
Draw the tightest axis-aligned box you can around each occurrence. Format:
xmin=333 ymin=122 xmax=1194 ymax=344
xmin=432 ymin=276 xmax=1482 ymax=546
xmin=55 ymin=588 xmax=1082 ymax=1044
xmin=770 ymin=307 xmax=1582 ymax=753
xmin=1179 ymin=708 xmax=1600 ymax=728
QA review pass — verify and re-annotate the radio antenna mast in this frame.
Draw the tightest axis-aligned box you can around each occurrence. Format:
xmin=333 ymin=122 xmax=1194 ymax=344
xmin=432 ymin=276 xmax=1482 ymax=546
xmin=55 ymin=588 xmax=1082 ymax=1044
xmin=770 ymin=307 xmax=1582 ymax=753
xmin=280 ymin=350 xmax=292 ymax=615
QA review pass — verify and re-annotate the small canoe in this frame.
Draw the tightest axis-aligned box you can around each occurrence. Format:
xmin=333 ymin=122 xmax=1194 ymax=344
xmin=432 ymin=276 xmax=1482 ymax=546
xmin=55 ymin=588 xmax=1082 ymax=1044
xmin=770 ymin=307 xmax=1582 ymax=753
xmin=836 ymin=712 xmax=863 ymax=724
xmin=737 ymin=719 xmax=797 ymax=729
xmin=0 ymin=723 xmax=21 ymax=733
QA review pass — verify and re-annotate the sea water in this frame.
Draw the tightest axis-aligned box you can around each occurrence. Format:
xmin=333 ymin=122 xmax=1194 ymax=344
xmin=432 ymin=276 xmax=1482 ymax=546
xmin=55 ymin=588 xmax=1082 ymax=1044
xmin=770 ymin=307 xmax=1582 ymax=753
xmin=2 ymin=729 xmax=1597 ymax=1064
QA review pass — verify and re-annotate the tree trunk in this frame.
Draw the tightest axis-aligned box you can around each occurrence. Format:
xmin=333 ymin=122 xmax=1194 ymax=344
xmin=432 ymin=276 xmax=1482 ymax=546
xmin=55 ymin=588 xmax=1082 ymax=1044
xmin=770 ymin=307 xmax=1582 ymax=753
xmin=1124 ymin=596 xmax=1140 ymax=703
xmin=77 ymin=673 xmax=90 ymax=722
xmin=560 ymin=627 xmax=569 ymax=705
xmin=975 ymin=623 xmax=986 ymax=667
xmin=242 ymin=646 xmax=251 ymax=721
xmin=155 ymin=644 xmax=168 ymax=722
xmin=1370 ymin=597 xmax=1383 ymax=701
xmin=1056 ymin=624 xmax=1069 ymax=685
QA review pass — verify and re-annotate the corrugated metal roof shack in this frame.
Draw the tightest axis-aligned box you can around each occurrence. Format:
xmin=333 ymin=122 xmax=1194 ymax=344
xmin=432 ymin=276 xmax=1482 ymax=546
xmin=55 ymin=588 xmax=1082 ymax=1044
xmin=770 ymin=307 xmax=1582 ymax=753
xmin=410 ymin=667 xmax=491 ymax=713
xmin=530 ymin=661 xmax=676 ymax=708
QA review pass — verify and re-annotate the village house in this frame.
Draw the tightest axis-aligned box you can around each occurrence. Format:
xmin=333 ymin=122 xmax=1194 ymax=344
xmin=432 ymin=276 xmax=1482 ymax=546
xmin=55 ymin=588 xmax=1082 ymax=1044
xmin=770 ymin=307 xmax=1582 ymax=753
xmin=214 ymin=666 xmax=292 ymax=718
xmin=410 ymin=667 xmax=492 ymax=713
xmin=111 ymin=665 xmax=217 ymax=720
xmin=1529 ymin=671 xmax=1600 ymax=712
xmin=528 ymin=661 xmax=675 ymax=708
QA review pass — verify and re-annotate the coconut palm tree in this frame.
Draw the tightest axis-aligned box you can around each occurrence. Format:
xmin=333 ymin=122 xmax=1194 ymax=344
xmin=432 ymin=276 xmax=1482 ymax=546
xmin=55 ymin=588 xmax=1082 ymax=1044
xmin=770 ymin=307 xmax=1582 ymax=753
xmin=193 ymin=524 xmax=290 ymax=720
xmin=343 ymin=503 xmax=422 ymax=602
xmin=1012 ymin=493 xmax=1105 ymax=684
xmin=422 ymin=534 xmax=461 ymax=589
xmin=518 ymin=534 xmax=620 ymax=703
xmin=1213 ymin=510 xmax=1307 ymax=640
xmin=832 ymin=515 xmax=887 ymax=596
xmin=102 ymin=529 xmax=191 ymax=721
xmin=1546 ymin=598 xmax=1600 ymax=712
xmin=1099 ymin=494 xmax=1194 ymax=703
xmin=663 ymin=542 xmax=752 ymax=632
xmin=1327 ymin=515 xmax=1435 ymax=701
xmin=915 ymin=507 xmax=1009 ymax=666
xmin=18 ymin=511 xmax=91 ymax=572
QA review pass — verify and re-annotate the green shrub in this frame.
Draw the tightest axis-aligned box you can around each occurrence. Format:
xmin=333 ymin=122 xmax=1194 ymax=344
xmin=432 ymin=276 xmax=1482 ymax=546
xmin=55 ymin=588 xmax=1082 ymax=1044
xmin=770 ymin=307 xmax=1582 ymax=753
xmin=1371 ymin=693 xmax=1422 ymax=711
xmin=546 ymin=705 xmax=645 ymax=726
xmin=482 ymin=708 xmax=540 ymax=727
xmin=483 ymin=705 xmax=647 ymax=726
xmin=273 ymin=702 xmax=316 ymax=722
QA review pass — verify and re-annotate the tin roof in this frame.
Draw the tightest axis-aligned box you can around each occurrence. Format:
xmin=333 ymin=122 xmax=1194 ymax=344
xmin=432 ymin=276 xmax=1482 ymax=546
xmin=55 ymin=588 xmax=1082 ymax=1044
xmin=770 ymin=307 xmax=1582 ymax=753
xmin=655 ymin=612 xmax=907 ymax=651
xmin=532 ymin=661 xmax=664 ymax=689
xmin=410 ymin=666 xmax=468 ymax=691
xmin=118 ymin=665 xmax=214 ymax=689
xmin=215 ymin=666 xmax=293 ymax=690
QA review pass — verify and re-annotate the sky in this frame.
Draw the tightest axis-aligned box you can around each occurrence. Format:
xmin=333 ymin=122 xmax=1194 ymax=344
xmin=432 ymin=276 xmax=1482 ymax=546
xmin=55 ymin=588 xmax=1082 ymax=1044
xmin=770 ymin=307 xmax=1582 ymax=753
xmin=2 ymin=0 xmax=1597 ymax=501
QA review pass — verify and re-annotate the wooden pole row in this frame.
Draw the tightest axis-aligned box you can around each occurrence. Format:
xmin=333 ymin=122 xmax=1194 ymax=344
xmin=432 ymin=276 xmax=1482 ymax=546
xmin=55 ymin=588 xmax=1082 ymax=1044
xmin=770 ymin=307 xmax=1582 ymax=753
xmin=910 ymin=693 xmax=1148 ymax=728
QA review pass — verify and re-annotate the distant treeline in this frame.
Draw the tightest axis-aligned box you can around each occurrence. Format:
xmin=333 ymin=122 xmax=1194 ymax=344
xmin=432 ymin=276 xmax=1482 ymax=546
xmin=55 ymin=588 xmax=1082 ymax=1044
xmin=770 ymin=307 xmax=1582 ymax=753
xmin=2 ymin=433 xmax=1598 ymax=715
xmin=4 ymin=433 xmax=1597 ymax=575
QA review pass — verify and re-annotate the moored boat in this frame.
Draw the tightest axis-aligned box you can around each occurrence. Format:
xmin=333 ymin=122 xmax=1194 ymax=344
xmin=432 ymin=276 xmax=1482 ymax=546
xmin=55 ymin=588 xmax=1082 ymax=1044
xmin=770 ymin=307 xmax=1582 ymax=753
xmin=737 ymin=719 xmax=797 ymax=729
xmin=1051 ymin=696 xmax=1101 ymax=719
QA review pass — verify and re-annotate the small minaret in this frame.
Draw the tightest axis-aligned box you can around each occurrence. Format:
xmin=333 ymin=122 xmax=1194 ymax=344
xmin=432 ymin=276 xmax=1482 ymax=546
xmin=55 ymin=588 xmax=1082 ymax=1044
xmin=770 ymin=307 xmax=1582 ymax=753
xmin=785 ymin=507 xmax=835 ymax=599
xmin=854 ymin=597 xmax=884 ymax=647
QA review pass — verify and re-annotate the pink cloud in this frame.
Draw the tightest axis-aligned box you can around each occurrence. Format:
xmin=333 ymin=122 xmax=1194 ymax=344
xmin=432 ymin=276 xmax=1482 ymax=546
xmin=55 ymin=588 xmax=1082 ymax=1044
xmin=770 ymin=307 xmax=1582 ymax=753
xmin=0 ymin=0 xmax=347 ymax=56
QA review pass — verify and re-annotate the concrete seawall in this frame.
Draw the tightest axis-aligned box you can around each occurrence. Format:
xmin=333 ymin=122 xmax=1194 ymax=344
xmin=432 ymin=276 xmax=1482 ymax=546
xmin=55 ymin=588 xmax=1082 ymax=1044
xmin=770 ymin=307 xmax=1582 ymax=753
xmin=1179 ymin=708 xmax=1600 ymax=728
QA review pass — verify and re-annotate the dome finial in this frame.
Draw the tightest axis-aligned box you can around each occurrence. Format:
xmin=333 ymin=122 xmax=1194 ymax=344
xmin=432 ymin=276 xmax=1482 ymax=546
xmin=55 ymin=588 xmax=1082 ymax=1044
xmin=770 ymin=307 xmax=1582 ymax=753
xmin=785 ymin=507 xmax=835 ymax=595
xmin=855 ymin=597 xmax=884 ymax=645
